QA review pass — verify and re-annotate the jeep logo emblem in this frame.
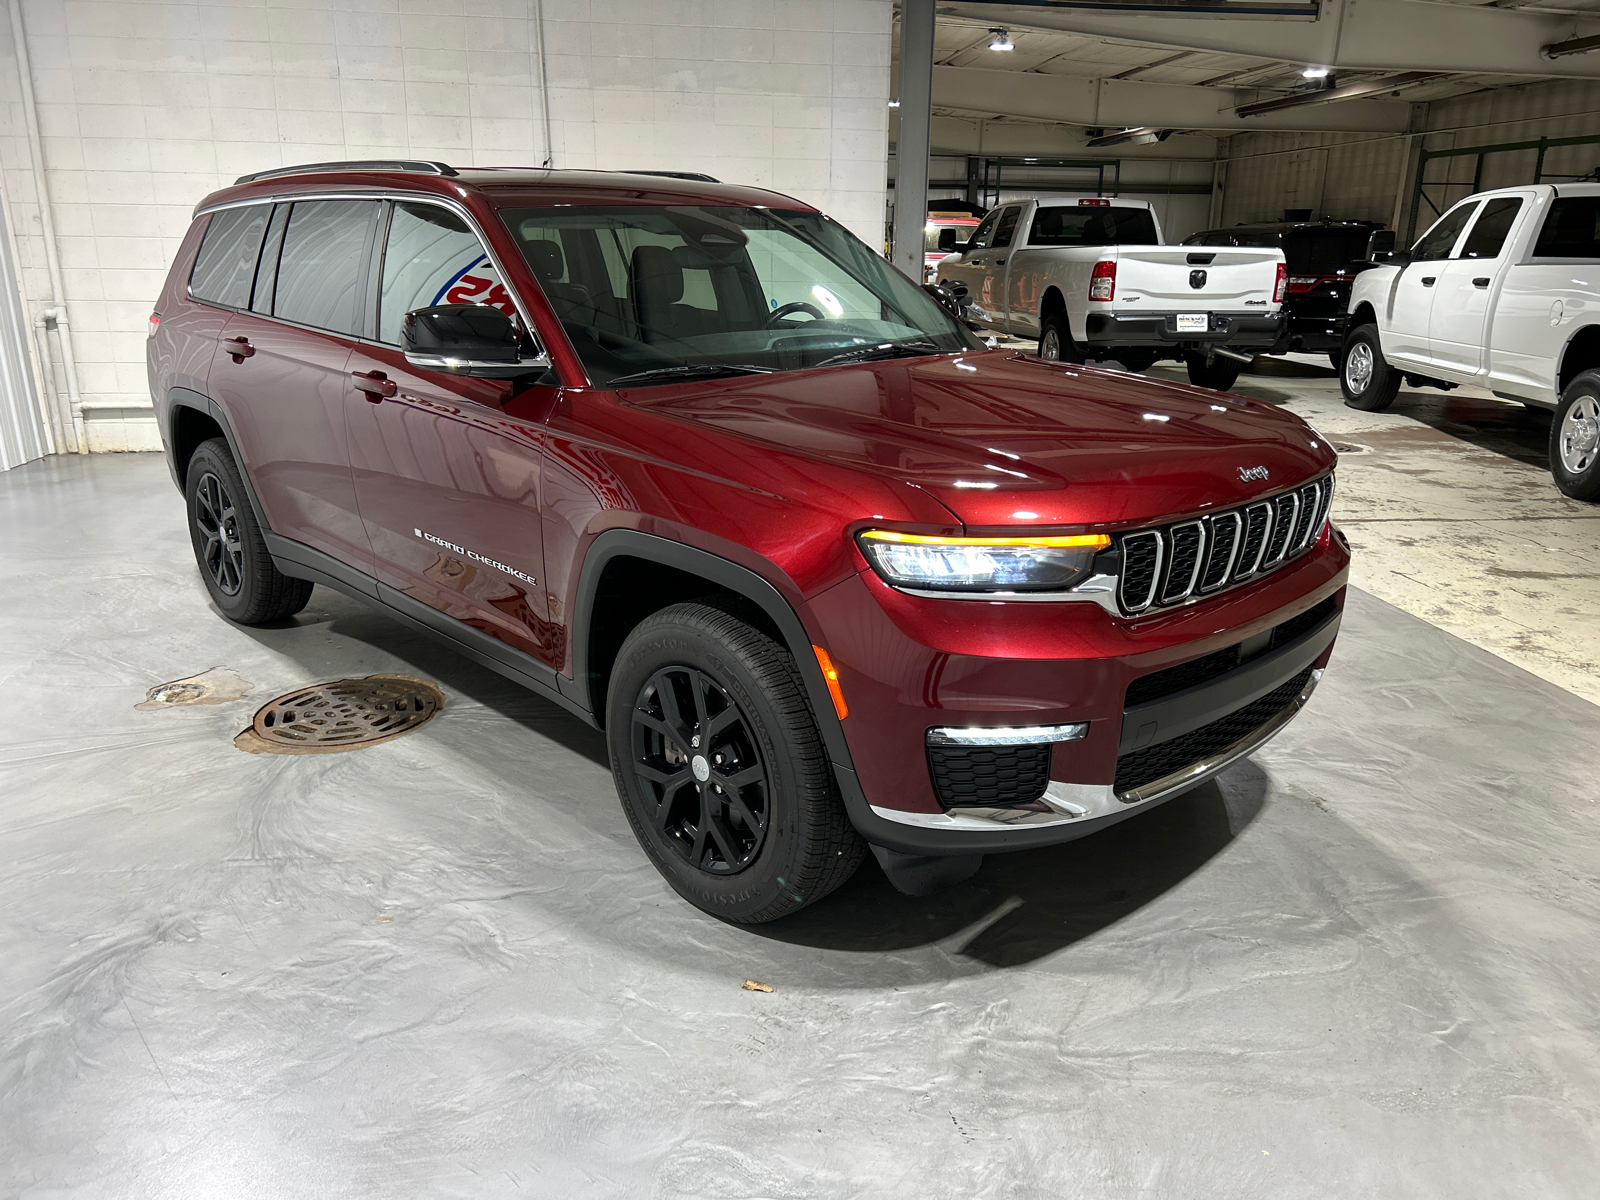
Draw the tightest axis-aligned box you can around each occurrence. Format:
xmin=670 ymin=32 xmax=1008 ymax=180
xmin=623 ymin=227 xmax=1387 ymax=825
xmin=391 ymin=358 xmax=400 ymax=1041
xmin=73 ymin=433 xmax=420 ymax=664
xmin=1238 ymin=465 xmax=1270 ymax=483
xmin=1189 ymin=269 xmax=1207 ymax=289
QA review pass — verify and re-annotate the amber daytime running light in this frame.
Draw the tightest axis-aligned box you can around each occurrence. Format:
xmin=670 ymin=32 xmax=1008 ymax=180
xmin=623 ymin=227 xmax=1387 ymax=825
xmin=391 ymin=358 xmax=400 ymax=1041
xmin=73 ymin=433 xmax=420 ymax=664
xmin=857 ymin=530 xmax=1111 ymax=593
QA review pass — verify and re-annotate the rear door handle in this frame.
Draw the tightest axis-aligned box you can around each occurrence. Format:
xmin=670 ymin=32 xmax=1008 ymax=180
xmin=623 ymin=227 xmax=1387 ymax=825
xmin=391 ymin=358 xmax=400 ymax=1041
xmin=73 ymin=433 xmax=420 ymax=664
xmin=1421 ymin=277 xmax=1437 ymax=287
xmin=222 ymin=336 xmax=254 ymax=361
xmin=351 ymin=370 xmax=397 ymax=401
xmin=1473 ymin=277 xmax=1491 ymax=288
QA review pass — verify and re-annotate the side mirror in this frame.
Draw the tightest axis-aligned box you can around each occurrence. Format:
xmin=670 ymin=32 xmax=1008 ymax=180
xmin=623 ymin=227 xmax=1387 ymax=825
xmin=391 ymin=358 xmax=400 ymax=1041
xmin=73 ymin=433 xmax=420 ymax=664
xmin=937 ymin=227 xmax=960 ymax=252
xmin=402 ymin=305 xmax=548 ymax=379
xmin=1367 ymin=229 xmax=1402 ymax=264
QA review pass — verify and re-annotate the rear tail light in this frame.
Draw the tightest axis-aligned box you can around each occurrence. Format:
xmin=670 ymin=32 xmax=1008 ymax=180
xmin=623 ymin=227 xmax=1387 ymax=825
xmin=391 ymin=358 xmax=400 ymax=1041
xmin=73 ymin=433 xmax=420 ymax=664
xmin=1288 ymin=275 xmax=1332 ymax=294
xmin=1273 ymin=263 xmax=1287 ymax=303
xmin=1089 ymin=260 xmax=1116 ymax=302
xmin=147 ymin=313 xmax=160 ymax=338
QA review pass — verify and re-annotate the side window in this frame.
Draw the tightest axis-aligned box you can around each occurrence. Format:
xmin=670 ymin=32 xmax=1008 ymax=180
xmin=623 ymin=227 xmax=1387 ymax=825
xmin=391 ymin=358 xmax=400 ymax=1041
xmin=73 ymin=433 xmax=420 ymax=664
xmin=1458 ymin=198 xmax=1523 ymax=260
xmin=1411 ymin=202 xmax=1479 ymax=262
xmin=1532 ymin=197 xmax=1600 ymax=259
xmin=273 ymin=199 xmax=379 ymax=336
xmin=378 ymin=203 xmax=505 ymax=345
xmin=991 ymin=206 xmax=1021 ymax=249
xmin=965 ymin=210 xmax=1001 ymax=251
xmin=189 ymin=205 xmax=271 ymax=308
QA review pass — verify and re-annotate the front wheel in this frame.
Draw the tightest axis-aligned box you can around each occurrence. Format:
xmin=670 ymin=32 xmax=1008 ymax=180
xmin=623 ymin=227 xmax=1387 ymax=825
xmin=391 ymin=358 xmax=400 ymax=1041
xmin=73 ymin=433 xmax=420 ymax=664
xmin=1037 ymin=313 xmax=1085 ymax=364
xmin=1184 ymin=349 xmax=1243 ymax=391
xmin=606 ymin=602 xmax=865 ymax=923
xmin=1551 ymin=371 xmax=1600 ymax=501
xmin=185 ymin=438 xmax=312 ymax=624
xmin=1340 ymin=324 xmax=1401 ymax=411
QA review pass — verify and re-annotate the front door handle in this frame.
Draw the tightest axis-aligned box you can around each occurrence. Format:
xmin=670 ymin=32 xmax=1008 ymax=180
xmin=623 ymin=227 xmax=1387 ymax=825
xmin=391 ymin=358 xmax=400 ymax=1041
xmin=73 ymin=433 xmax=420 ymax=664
xmin=993 ymin=257 xmax=1007 ymax=265
xmin=1421 ymin=277 xmax=1437 ymax=287
xmin=351 ymin=370 xmax=397 ymax=401
xmin=1473 ymin=277 xmax=1491 ymax=288
xmin=222 ymin=336 xmax=254 ymax=361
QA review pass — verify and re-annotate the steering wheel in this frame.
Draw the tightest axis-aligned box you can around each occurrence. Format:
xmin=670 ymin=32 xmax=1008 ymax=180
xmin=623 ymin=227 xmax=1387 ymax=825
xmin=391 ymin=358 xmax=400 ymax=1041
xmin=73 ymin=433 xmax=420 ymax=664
xmin=766 ymin=301 xmax=826 ymax=327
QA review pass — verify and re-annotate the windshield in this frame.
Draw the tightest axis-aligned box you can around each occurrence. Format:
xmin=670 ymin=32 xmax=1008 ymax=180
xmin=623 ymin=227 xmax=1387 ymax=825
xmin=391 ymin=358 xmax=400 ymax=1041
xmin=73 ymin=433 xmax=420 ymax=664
xmin=500 ymin=205 xmax=978 ymax=386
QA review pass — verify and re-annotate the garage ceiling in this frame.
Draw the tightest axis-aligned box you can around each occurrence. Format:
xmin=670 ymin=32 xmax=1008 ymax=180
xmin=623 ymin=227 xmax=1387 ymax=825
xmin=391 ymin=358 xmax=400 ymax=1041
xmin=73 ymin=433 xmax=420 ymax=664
xmin=909 ymin=0 xmax=1600 ymax=136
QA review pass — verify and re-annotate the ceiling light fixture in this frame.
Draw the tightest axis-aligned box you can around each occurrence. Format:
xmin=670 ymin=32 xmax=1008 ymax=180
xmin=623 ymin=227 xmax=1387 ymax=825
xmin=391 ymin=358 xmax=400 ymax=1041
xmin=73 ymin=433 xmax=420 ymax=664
xmin=1085 ymin=126 xmax=1172 ymax=148
xmin=1236 ymin=71 xmax=1442 ymax=117
xmin=989 ymin=28 xmax=1014 ymax=51
xmin=888 ymin=98 xmax=901 ymax=107
xmin=1301 ymin=66 xmax=1329 ymax=79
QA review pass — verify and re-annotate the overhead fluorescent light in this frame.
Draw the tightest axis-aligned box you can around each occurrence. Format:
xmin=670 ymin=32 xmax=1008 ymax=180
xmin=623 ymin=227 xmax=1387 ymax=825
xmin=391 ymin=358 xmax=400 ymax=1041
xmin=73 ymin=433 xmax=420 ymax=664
xmin=1235 ymin=71 xmax=1443 ymax=117
xmin=1545 ymin=33 xmax=1600 ymax=59
xmin=1085 ymin=126 xmax=1171 ymax=148
xmin=1301 ymin=66 xmax=1329 ymax=79
xmin=989 ymin=28 xmax=1014 ymax=51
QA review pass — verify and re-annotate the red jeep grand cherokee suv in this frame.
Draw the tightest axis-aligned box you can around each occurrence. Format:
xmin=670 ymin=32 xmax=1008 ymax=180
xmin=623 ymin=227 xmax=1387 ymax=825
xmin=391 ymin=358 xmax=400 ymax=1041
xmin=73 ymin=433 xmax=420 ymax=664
xmin=147 ymin=161 xmax=1348 ymax=922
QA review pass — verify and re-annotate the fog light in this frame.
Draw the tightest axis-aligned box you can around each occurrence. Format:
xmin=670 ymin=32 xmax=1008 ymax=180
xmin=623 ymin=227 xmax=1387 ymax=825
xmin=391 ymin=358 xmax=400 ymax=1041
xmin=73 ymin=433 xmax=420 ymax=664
xmin=926 ymin=722 xmax=1088 ymax=746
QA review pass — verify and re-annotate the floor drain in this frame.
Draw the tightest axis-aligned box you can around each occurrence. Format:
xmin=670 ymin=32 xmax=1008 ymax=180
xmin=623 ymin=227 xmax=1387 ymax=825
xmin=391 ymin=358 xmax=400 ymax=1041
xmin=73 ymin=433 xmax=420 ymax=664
xmin=235 ymin=674 xmax=444 ymax=755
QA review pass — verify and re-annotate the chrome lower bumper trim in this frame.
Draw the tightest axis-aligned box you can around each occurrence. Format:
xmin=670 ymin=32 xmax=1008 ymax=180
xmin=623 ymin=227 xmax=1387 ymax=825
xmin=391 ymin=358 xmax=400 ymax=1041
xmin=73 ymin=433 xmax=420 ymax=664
xmin=868 ymin=668 xmax=1322 ymax=833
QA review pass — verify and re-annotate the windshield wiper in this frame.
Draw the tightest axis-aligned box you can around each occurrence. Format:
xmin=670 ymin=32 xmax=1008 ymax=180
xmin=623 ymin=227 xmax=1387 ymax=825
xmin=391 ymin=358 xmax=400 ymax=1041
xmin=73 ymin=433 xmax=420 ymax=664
xmin=606 ymin=363 xmax=774 ymax=387
xmin=816 ymin=340 xmax=942 ymax=368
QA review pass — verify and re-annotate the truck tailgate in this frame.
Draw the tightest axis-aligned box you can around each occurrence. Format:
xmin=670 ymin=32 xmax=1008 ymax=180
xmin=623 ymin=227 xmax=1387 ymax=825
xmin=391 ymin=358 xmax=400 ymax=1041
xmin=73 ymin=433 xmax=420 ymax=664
xmin=1111 ymin=247 xmax=1283 ymax=309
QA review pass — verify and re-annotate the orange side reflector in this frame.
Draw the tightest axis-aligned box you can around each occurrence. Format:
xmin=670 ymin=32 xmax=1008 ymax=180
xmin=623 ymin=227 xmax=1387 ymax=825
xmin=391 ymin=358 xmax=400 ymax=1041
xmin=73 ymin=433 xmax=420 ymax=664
xmin=812 ymin=645 xmax=848 ymax=720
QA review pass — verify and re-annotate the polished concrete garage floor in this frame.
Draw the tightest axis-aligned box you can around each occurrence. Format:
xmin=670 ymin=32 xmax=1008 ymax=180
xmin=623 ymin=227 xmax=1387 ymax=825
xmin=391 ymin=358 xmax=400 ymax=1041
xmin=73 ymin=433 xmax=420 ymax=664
xmin=3 ymin=409 xmax=1599 ymax=1196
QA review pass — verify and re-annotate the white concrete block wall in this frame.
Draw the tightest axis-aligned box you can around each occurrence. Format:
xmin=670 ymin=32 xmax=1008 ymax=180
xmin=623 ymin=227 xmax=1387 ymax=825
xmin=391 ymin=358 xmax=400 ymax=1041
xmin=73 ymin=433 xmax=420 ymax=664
xmin=0 ymin=0 xmax=892 ymax=453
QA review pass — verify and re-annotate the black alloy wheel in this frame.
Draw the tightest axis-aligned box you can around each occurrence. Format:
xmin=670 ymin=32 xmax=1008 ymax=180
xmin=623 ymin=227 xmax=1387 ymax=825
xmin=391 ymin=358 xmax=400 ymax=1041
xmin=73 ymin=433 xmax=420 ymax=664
xmin=184 ymin=438 xmax=313 ymax=624
xmin=607 ymin=602 xmax=865 ymax=923
xmin=194 ymin=469 xmax=244 ymax=597
xmin=631 ymin=665 xmax=771 ymax=874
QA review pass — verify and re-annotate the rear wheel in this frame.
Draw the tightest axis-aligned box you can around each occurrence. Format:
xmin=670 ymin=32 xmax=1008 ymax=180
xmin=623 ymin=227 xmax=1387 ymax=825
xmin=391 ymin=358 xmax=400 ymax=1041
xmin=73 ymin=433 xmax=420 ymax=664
xmin=606 ymin=602 xmax=865 ymax=923
xmin=1184 ymin=349 xmax=1243 ymax=390
xmin=1550 ymin=371 xmax=1600 ymax=501
xmin=1340 ymin=324 xmax=1401 ymax=411
xmin=184 ymin=438 xmax=312 ymax=624
xmin=1037 ymin=312 xmax=1084 ymax=364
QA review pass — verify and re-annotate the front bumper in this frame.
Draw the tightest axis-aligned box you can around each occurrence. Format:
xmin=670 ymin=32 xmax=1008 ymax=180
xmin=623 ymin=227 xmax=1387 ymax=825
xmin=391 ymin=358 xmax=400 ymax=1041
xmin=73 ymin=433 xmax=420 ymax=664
xmin=808 ymin=527 xmax=1349 ymax=857
xmin=1085 ymin=311 xmax=1285 ymax=349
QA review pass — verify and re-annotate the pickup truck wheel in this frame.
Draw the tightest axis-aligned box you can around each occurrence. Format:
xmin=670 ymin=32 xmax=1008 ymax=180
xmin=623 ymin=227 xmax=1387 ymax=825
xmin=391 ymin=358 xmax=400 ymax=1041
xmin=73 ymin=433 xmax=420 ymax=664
xmin=607 ymin=602 xmax=866 ymax=923
xmin=1339 ymin=325 xmax=1400 ymax=411
xmin=1184 ymin=350 xmax=1243 ymax=391
xmin=184 ymin=438 xmax=313 ymax=624
xmin=1037 ymin=313 xmax=1084 ymax=364
xmin=1551 ymin=374 xmax=1600 ymax=501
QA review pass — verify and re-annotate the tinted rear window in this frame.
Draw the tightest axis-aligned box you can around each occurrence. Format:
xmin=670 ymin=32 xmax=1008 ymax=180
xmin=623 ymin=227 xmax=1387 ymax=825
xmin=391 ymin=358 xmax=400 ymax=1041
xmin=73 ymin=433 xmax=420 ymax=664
xmin=189 ymin=205 xmax=270 ymax=308
xmin=1027 ymin=206 xmax=1158 ymax=246
xmin=1533 ymin=197 xmax=1600 ymax=259
xmin=272 ymin=200 xmax=377 ymax=336
xmin=1285 ymin=229 xmax=1373 ymax=272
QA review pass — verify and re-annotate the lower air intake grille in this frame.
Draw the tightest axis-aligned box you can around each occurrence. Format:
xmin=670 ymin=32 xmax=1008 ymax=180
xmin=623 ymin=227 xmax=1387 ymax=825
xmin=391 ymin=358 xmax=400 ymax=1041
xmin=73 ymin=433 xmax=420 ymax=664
xmin=1115 ymin=475 xmax=1333 ymax=615
xmin=928 ymin=743 xmax=1051 ymax=807
xmin=1114 ymin=667 xmax=1313 ymax=795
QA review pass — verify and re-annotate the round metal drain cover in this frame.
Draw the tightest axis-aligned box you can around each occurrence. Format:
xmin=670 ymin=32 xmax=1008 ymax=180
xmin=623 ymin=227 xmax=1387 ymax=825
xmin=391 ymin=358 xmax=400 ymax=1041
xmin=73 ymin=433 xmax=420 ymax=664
xmin=249 ymin=674 xmax=443 ymax=752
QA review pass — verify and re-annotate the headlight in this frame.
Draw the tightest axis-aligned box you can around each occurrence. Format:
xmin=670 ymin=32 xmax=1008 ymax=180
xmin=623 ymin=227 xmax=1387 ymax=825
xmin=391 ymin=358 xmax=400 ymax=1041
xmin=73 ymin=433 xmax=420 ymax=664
xmin=856 ymin=530 xmax=1111 ymax=593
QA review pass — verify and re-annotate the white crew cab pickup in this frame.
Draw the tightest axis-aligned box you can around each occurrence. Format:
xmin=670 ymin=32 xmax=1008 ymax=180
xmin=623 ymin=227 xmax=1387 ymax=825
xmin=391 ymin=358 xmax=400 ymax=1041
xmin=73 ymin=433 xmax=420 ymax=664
xmin=1342 ymin=183 xmax=1600 ymax=500
xmin=934 ymin=196 xmax=1287 ymax=390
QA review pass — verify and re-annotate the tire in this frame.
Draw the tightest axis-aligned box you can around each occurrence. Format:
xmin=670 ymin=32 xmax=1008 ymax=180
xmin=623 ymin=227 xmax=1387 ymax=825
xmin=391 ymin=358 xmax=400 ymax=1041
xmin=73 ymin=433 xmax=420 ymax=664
xmin=1184 ymin=350 xmax=1243 ymax=391
xmin=606 ymin=602 xmax=866 ymax=923
xmin=1550 ymin=371 xmax=1600 ymax=501
xmin=1037 ymin=312 xmax=1085 ymax=364
xmin=1114 ymin=350 xmax=1159 ymax=373
xmin=184 ymin=438 xmax=313 ymax=624
xmin=1339 ymin=324 xmax=1401 ymax=411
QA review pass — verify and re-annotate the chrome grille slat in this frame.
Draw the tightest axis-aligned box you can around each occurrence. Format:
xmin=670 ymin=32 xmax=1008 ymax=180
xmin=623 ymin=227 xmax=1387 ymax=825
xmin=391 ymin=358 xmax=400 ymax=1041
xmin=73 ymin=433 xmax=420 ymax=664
xmin=1113 ymin=474 xmax=1333 ymax=616
xmin=1160 ymin=522 xmax=1205 ymax=604
xmin=1199 ymin=511 xmax=1242 ymax=591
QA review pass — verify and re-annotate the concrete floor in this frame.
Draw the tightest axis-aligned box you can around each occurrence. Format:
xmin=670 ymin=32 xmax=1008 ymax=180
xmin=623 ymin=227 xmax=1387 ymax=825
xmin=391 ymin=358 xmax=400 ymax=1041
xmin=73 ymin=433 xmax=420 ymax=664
xmin=3 ymin=443 xmax=1599 ymax=1198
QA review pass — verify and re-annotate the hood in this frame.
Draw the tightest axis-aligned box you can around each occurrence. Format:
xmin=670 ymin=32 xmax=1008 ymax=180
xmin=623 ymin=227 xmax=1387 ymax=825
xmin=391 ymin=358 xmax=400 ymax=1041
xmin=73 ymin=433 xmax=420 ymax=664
xmin=628 ymin=351 xmax=1337 ymax=531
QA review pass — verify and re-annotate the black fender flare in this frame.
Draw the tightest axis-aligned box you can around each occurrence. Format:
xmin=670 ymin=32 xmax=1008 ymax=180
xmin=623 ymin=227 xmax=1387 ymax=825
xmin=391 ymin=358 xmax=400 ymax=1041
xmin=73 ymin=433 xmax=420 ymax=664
xmin=166 ymin=387 xmax=274 ymax=535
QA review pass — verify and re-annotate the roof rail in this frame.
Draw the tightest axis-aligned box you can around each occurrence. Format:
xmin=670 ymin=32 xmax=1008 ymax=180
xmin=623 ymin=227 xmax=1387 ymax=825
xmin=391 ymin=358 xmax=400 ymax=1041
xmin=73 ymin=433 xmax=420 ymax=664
xmin=234 ymin=160 xmax=459 ymax=185
xmin=624 ymin=170 xmax=721 ymax=183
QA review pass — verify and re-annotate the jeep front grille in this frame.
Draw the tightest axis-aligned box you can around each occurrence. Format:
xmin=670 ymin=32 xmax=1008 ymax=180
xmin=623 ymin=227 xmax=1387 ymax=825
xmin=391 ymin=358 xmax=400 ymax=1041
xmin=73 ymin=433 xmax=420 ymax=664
xmin=1115 ymin=475 xmax=1334 ymax=615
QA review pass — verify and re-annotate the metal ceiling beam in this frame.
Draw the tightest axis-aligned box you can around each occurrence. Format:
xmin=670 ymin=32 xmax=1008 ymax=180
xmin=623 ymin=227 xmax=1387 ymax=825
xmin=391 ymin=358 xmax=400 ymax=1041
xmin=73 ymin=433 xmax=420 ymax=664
xmin=931 ymin=64 xmax=1415 ymax=132
xmin=1108 ymin=50 xmax=1195 ymax=80
xmin=938 ymin=0 xmax=1600 ymax=78
xmin=1234 ymin=71 xmax=1445 ymax=116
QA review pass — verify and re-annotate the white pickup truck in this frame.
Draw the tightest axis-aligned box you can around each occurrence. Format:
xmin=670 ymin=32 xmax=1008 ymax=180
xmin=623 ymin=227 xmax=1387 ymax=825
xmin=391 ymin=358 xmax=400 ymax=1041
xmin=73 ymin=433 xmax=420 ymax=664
xmin=1343 ymin=183 xmax=1600 ymax=500
xmin=934 ymin=196 xmax=1287 ymax=390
